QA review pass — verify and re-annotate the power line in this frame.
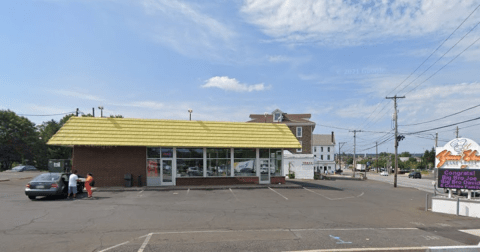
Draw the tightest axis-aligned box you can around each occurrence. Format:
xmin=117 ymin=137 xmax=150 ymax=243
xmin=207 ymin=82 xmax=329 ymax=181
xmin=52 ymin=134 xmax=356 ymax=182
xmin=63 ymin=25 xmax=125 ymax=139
xmin=398 ymin=18 xmax=480 ymax=95
xmin=399 ymin=103 xmax=480 ymax=126
xmin=18 ymin=112 xmax=75 ymax=117
xmin=359 ymin=4 xmax=480 ymax=129
xmin=404 ymin=116 xmax=480 ymax=135
xmin=404 ymin=36 xmax=480 ymax=96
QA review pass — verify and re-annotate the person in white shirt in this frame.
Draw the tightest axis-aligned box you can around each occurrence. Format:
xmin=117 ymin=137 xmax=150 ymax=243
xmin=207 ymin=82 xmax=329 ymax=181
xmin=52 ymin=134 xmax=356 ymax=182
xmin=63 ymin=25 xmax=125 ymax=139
xmin=68 ymin=170 xmax=79 ymax=199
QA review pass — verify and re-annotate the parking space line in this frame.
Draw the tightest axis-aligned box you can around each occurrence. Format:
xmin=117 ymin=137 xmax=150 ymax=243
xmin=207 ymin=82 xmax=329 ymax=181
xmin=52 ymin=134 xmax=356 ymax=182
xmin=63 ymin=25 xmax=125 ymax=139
xmin=269 ymin=187 xmax=288 ymax=200
xmin=146 ymin=227 xmax=418 ymax=236
xmin=229 ymin=188 xmax=239 ymax=201
xmin=187 ymin=188 xmax=190 ymax=195
xmin=138 ymin=233 xmax=153 ymax=252
xmin=98 ymin=241 xmax=130 ymax=252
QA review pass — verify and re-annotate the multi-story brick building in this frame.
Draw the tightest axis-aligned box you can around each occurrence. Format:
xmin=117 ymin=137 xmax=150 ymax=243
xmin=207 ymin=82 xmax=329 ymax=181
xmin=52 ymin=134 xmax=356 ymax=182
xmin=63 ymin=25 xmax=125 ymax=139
xmin=248 ymin=109 xmax=316 ymax=154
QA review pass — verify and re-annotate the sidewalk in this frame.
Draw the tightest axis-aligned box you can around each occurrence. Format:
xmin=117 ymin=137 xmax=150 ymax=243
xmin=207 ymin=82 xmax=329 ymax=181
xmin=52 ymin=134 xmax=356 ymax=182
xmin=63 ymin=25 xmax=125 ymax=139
xmin=96 ymin=181 xmax=303 ymax=192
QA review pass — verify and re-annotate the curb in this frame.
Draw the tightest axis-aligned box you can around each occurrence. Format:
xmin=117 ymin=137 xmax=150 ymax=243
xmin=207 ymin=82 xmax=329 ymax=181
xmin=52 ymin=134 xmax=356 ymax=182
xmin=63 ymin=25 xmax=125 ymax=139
xmin=96 ymin=184 xmax=302 ymax=192
xmin=324 ymin=176 xmax=364 ymax=181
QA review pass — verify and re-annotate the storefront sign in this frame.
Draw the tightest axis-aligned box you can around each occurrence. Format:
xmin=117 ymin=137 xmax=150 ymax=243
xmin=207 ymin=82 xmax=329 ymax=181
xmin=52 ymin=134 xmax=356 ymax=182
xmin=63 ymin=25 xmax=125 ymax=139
xmin=302 ymin=161 xmax=313 ymax=165
xmin=436 ymin=138 xmax=480 ymax=169
xmin=438 ymin=168 xmax=480 ymax=189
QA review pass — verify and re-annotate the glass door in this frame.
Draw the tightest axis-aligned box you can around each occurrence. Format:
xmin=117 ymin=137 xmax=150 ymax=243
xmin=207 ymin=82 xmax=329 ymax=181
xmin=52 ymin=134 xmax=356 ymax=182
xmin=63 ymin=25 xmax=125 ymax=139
xmin=161 ymin=159 xmax=174 ymax=186
xmin=259 ymin=158 xmax=270 ymax=184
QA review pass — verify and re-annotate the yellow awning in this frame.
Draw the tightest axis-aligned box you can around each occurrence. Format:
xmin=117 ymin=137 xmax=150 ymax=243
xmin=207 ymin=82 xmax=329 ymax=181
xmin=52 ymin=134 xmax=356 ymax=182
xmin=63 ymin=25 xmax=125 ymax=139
xmin=47 ymin=117 xmax=302 ymax=149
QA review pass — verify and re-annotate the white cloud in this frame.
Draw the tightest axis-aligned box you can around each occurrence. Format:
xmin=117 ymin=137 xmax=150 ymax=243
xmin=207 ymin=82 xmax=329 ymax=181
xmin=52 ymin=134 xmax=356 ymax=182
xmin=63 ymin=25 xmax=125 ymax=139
xmin=241 ymin=0 xmax=480 ymax=47
xmin=202 ymin=76 xmax=270 ymax=92
xmin=54 ymin=90 xmax=105 ymax=102
xmin=127 ymin=101 xmax=164 ymax=110
xmin=140 ymin=0 xmax=236 ymax=58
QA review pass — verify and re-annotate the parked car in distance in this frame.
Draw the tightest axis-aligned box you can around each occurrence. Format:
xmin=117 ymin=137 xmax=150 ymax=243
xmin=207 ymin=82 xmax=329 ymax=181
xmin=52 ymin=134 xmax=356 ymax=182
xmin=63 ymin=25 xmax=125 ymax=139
xmin=25 ymin=173 xmax=84 ymax=200
xmin=408 ymin=171 xmax=422 ymax=179
xmin=443 ymin=188 xmax=479 ymax=196
xmin=187 ymin=167 xmax=202 ymax=176
xmin=11 ymin=165 xmax=38 ymax=172
xmin=335 ymin=169 xmax=343 ymax=174
xmin=380 ymin=171 xmax=388 ymax=176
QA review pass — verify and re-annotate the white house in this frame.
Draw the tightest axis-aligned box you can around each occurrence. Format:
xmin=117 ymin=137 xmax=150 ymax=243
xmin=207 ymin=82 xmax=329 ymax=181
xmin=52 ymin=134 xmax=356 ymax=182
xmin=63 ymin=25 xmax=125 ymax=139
xmin=312 ymin=132 xmax=336 ymax=174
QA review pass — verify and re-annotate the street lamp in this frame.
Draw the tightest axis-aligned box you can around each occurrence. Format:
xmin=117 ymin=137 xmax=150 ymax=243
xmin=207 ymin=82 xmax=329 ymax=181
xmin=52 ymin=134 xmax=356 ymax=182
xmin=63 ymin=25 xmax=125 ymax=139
xmin=188 ymin=109 xmax=193 ymax=121
xmin=264 ymin=112 xmax=267 ymax=123
xmin=98 ymin=106 xmax=104 ymax=118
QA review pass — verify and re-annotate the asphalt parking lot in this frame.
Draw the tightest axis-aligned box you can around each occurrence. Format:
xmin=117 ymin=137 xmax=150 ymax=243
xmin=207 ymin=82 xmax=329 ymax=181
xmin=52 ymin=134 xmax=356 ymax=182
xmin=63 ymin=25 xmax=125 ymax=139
xmin=2 ymin=174 xmax=480 ymax=252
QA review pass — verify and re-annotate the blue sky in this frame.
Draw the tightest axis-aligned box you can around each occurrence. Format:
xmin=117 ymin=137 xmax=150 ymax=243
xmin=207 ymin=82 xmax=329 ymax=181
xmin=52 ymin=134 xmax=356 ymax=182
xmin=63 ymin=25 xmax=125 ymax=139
xmin=2 ymin=0 xmax=480 ymax=154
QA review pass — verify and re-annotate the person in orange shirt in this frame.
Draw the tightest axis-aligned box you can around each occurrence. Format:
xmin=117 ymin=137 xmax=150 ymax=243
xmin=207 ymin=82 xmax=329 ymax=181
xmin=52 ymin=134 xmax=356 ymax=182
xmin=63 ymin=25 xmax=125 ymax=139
xmin=85 ymin=173 xmax=94 ymax=198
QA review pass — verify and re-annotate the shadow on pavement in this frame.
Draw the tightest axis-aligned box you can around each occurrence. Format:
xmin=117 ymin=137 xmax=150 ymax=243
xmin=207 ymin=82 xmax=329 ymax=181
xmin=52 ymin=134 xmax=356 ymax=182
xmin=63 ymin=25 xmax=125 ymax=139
xmin=287 ymin=180 xmax=343 ymax=191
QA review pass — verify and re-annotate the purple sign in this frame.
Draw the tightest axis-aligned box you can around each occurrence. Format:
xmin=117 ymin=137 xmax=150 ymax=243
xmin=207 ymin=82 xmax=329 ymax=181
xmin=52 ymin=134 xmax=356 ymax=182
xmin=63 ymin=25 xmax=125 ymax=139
xmin=438 ymin=169 xmax=480 ymax=190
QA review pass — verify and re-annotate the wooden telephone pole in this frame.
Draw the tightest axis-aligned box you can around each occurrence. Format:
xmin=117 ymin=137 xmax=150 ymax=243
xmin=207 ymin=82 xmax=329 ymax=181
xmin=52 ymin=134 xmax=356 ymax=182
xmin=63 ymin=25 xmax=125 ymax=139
xmin=386 ymin=95 xmax=405 ymax=188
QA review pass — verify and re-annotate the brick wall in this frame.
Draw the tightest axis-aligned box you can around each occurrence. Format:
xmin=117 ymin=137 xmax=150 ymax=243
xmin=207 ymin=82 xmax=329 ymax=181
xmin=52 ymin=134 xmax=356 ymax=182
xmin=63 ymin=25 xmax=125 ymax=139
xmin=176 ymin=176 xmax=259 ymax=186
xmin=270 ymin=176 xmax=285 ymax=184
xmin=286 ymin=125 xmax=313 ymax=154
xmin=73 ymin=146 xmax=146 ymax=187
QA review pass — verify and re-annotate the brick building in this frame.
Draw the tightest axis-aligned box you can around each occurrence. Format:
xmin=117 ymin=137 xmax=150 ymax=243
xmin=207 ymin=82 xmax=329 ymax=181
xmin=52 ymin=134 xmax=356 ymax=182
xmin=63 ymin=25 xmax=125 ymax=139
xmin=48 ymin=117 xmax=301 ymax=187
xmin=247 ymin=109 xmax=316 ymax=154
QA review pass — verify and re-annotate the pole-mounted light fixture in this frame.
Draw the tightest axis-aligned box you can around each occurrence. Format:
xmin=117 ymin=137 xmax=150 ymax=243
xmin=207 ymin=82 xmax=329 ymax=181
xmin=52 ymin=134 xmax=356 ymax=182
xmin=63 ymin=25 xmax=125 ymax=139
xmin=98 ymin=106 xmax=104 ymax=118
xmin=188 ymin=109 xmax=193 ymax=121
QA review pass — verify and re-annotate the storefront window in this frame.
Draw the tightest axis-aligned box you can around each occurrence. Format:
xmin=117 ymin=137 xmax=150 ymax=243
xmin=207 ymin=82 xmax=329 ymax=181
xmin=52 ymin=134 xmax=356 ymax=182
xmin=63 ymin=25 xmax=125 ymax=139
xmin=177 ymin=148 xmax=203 ymax=177
xmin=234 ymin=148 xmax=256 ymax=177
xmin=259 ymin=149 xmax=269 ymax=158
xmin=161 ymin=148 xmax=173 ymax=158
xmin=206 ymin=148 xmax=231 ymax=177
xmin=147 ymin=147 xmax=161 ymax=158
xmin=177 ymin=148 xmax=203 ymax=158
xmin=146 ymin=159 xmax=160 ymax=186
xmin=272 ymin=149 xmax=282 ymax=176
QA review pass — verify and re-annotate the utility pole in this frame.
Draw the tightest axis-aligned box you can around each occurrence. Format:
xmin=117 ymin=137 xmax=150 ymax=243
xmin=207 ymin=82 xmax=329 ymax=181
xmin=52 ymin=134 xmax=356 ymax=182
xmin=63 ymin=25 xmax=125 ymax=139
xmin=456 ymin=126 xmax=459 ymax=138
xmin=76 ymin=108 xmax=79 ymax=117
xmin=435 ymin=132 xmax=438 ymax=148
xmin=376 ymin=142 xmax=378 ymax=173
xmin=386 ymin=95 xmax=405 ymax=188
xmin=349 ymin=130 xmax=362 ymax=178
xmin=92 ymin=107 xmax=95 ymax=117
xmin=338 ymin=142 xmax=346 ymax=170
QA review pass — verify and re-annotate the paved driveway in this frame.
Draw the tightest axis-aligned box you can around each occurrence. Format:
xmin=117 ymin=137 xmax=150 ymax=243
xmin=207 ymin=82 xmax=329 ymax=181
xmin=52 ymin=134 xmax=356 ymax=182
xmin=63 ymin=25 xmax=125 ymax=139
xmin=1 ymin=177 xmax=480 ymax=251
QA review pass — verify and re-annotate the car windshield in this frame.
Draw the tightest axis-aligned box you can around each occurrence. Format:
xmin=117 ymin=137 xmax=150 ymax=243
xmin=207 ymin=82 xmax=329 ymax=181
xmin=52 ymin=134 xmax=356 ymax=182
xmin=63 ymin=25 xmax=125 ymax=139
xmin=32 ymin=173 xmax=61 ymax=182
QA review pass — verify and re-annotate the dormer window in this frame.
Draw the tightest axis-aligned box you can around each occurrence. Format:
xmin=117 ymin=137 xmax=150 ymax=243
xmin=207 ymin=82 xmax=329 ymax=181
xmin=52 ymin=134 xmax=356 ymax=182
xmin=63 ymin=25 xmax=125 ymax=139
xmin=274 ymin=112 xmax=281 ymax=122
xmin=272 ymin=109 xmax=283 ymax=122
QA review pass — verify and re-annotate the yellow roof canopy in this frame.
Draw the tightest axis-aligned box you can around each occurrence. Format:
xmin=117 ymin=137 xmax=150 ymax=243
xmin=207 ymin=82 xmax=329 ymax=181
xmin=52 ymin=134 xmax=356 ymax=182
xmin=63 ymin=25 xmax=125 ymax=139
xmin=47 ymin=117 xmax=302 ymax=149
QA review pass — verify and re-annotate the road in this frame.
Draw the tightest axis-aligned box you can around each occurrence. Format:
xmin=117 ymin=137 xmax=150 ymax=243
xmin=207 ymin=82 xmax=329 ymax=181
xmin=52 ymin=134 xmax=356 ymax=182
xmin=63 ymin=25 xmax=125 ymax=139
xmin=363 ymin=171 xmax=441 ymax=194
xmin=2 ymin=173 xmax=480 ymax=251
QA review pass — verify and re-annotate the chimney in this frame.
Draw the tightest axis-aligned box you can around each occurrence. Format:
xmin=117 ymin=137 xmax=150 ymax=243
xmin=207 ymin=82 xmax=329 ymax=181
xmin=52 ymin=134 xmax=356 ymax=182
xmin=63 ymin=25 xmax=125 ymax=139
xmin=331 ymin=131 xmax=334 ymax=144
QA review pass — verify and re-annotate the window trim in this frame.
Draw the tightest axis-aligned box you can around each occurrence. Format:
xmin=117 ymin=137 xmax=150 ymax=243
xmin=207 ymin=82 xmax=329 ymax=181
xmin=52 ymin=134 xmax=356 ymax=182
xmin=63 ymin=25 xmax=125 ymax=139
xmin=296 ymin=127 xmax=302 ymax=137
xmin=296 ymin=141 xmax=302 ymax=153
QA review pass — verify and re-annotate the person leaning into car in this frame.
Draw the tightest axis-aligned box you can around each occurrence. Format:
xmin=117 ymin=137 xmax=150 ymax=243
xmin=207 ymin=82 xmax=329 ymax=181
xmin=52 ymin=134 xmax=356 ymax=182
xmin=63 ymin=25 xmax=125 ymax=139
xmin=85 ymin=173 xmax=94 ymax=198
xmin=68 ymin=170 xmax=80 ymax=199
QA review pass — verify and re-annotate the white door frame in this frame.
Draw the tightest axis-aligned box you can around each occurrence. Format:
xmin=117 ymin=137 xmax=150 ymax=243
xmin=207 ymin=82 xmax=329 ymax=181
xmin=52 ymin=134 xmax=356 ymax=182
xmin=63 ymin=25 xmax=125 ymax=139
xmin=161 ymin=158 xmax=175 ymax=186
xmin=259 ymin=157 xmax=271 ymax=184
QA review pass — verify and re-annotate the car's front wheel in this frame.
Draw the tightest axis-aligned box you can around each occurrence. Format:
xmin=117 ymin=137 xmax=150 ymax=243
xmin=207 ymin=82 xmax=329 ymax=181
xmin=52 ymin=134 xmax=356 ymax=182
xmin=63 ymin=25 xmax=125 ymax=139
xmin=28 ymin=196 xmax=36 ymax=200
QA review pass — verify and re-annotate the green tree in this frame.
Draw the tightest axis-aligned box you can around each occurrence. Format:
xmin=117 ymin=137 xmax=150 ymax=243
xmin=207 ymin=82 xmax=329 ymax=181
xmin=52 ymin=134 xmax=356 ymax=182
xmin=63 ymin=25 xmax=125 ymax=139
xmin=0 ymin=110 xmax=40 ymax=170
xmin=399 ymin=151 xmax=411 ymax=157
xmin=109 ymin=115 xmax=124 ymax=118
xmin=422 ymin=147 xmax=435 ymax=169
xmin=36 ymin=114 xmax=74 ymax=169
